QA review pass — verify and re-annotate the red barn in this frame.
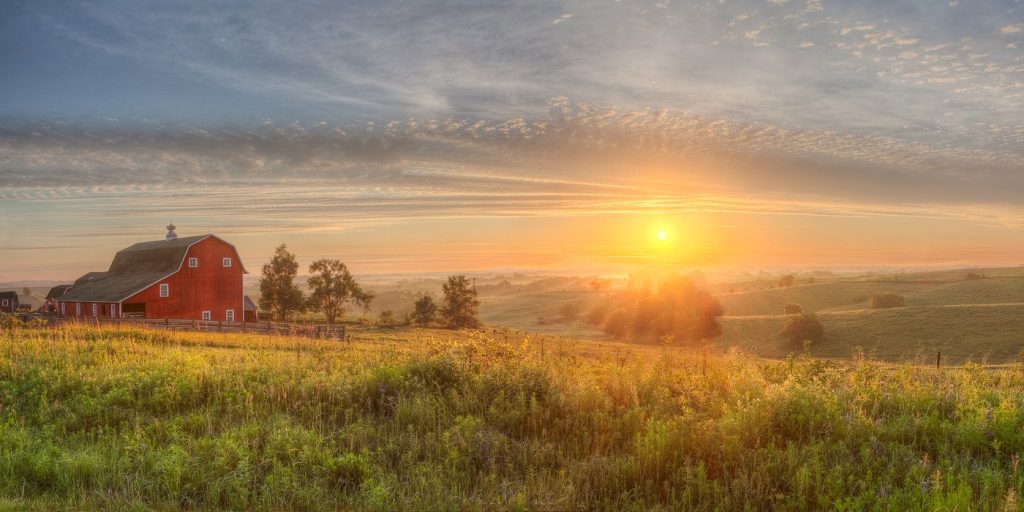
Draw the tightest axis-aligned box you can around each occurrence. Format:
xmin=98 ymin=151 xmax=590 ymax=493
xmin=58 ymin=225 xmax=248 ymax=321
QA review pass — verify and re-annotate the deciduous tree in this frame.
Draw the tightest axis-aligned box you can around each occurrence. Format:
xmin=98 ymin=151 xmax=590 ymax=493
xmin=306 ymin=259 xmax=372 ymax=324
xmin=258 ymin=244 xmax=305 ymax=321
xmin=441 ymin=275 xmax=480 ymax=329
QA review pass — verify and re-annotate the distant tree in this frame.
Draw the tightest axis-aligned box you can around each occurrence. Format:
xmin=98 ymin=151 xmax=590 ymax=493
xmin=21 ymin=287 xmax=31 ymax=297
xmin=779 ymin=313 xmax=824 ymax=348
xmin=559 ymin=302 xmax=582 ymax=321
xmin=440 ymin=275 xmax=480 ymax=329
xmin=869 ymin=293 xmax=906 ymax=309
xmin=783 ymin=303 xmax=804 ymax=315
xmin=596 ymin=276 xmax=724 ymax=345
xmin=966 ymin=272 xmax=984 ymax=280
xmin=306 ymin=259 xmax=373 ymax=324
xmin=778 ymin=275 xmax=796 ymax=288
xmin=807 ymin=277 xmax=816 ymax=285
xmin=259 ymin=244 xmax=305 ymax=321
xmin=589 ymin=279 xmax=611 ymax=293
xmin=411 ymin=294 xmax=437 ymax=327
xmin=377 ymin=310 xmax=396 ymax=328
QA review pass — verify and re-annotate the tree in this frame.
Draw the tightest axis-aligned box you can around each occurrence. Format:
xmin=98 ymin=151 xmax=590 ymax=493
xmin=594 ymin=276 xmax=724 ymax=345
xmin=559 ymin=302 xmax=581 ymax=321
xmin=779 ymin=313 xmax=824 ymax=348
xmin=377 ymin=310 xmax=397 ymax=328
xmin=778 ymin=274 xmax=796 ymax=288
xmin=440 ymin=275 xmax=480 ymax=329
xmin=869 ymin=293 xmax=905 ymax=309
xmin=259 ymin=244 xmax=305 ymax=321
xmin=411 ymin=294 xmax=437 ymax=326
xmin=783 ymin=303 xmax=803 ymax=315
xmin=306 ymin=259 xmax=373 ymax=324
xmin=21 ymin=287 xmax=31 ymax=297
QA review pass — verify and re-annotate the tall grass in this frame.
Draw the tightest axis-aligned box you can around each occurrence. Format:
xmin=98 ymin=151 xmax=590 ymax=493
xmin=1 ymin=324 xmax=1022 ymax=510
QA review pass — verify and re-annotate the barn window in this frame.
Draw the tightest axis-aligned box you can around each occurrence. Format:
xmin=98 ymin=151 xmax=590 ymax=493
xmin=91 ymin=304 xmax=98 ymax=317
xmin=111 ymin=304 xmax=118 ymax=317
xmin=1 ymin=300 xmax=7 ymax=306
xmin=76 ymin=303 xmax=81 ymax=315
xmin=160 ymin=283 xmax=169 ymax=297
xmin=225 ymin=309 xmax=235 ymax=322
xmin=188 ymin=257 xmax=198 ymax=268
xmin=202 ymin=311 xmax=211 ymax=321
xmin=61 ymin=302 xmax=66 ymax=315
xmin=223 ymin=257 xmax=232 ymax=268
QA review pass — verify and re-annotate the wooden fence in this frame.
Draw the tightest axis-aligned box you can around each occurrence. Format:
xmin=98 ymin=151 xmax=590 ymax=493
xmin=57 ymin=317 xmax=346 ymax=341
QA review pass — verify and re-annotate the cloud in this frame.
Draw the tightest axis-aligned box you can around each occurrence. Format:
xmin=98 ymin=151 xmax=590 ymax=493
xmin=1001 ymin=24 xmax=1024 ymax=34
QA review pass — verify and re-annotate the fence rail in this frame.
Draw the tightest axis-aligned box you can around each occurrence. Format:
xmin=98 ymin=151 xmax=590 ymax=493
xmin=56 ymin=317 xmax=346 ymax=340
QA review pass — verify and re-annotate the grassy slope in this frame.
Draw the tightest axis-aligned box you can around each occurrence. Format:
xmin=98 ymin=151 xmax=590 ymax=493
xmin=475 ymin=268 xmax=1024 ymax=362
xmin=2 ymin=325 xmax=1024 ymax=511
xmin=719 ymin=305 xmax=1024 ymax=362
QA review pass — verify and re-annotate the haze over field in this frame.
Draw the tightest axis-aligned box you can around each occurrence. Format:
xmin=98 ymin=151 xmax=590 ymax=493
xmin=2 ymin=0 xmax=1024 ymax=281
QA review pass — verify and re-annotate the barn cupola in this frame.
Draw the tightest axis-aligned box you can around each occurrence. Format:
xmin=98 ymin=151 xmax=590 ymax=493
xmin=165 ymin=222 xmax=178 ymax=241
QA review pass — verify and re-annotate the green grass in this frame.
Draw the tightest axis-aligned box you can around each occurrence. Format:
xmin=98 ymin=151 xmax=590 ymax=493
xmin=1 ymin=325 xmax=1024 ymax=510
xmin=719 ymin=305 xmax=1024 ymax=362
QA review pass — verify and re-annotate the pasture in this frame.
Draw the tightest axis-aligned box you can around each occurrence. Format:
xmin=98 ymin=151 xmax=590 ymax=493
xmin=1 ymin=324 xmax=1023 ymax=510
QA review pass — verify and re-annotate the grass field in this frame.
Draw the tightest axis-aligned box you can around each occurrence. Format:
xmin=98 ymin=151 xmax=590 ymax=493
xmin=2 ymin=324 xmax=1024 ymax=510
xmin=440 ymin=267 xmax=1024 ymax=363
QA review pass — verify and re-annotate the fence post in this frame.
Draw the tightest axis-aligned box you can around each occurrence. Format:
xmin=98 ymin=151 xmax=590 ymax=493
xmin=936 ymin=350 xmax=942 ymax=369
xmin=164 ymin=318 xmax=169 ymax=330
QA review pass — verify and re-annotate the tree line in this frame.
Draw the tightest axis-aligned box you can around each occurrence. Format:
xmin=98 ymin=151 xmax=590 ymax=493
xmin=258 ymin=244 xmax=479 ymax=328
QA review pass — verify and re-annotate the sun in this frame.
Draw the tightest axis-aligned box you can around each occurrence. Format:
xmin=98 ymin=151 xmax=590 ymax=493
xmin=656 ymin=230 xmax=668 ymax=242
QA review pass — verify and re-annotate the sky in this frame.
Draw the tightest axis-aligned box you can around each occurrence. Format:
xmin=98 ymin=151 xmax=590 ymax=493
xmin=1 ymin=0 xmax=1023 ymax=280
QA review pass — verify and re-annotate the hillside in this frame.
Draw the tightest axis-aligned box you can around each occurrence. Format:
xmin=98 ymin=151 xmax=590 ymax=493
xmin=1 ymin=325 xmax=1023 ymax=510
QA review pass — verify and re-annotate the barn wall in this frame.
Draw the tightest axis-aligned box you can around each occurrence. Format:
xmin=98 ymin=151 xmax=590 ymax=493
xmin=123 ymin=237 xmax=244 ymax=321
xmin=59 ymin=301 xmax=118 ymax=318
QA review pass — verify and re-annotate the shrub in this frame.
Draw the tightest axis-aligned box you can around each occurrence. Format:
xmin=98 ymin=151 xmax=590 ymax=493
xmin=779 ymin=313 xmax=824 ymax=348
xmin=778 ymin=275 xmax=795 ymax=288
xmin=783 ymin=303 xmax=803 ymax=315
xmin=869 ymin=293 xmax=906 ymax=309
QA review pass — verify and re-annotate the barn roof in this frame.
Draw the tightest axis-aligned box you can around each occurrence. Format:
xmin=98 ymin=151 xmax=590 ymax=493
xmin=59 ymin=235 xmax=247 ymax=303
xmin=45 ymin=285 xmax=72 ymax=300
xmin=0 ymin=291 xmax=17 ymax=299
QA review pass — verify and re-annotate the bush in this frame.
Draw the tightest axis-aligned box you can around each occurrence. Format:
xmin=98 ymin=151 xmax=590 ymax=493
xmin=783 ymin=303 xmax=803 ymax=315
xmin=779 ymin=313 xmax=824 ymax=348
xmin=869 ymin=293 xmax=906 ymax=309
xmin=778 ymin=275 xmax=795 ymax=288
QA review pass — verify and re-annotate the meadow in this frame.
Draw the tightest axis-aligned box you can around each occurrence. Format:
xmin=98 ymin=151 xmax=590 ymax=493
xmin=1 ymin=324 xmax=1023 ymax=510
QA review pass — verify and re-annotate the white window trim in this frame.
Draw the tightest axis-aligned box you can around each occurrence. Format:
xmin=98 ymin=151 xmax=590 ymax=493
xmin=188 ymin=257 xmax=198 ymax=268
xmin=202 ymin=311 xmax=211 ymax=321
xmin=91 ymin=304 xmax=98 ymax=317
xmin=61 ymin=302 xmax=66 ymax=315
xmin=76 ymin=303 xmax=81 ymax=316
xmin=159 ymin=283 xmax=169 ymax=298
xmin=111 ymin=304 xmax=117 ymax=318
xmin=1 ymin=299 xmax=7 ymax=306
xmin=222 ymin=257 xmax=232 ymax=268
xmin=225 ymin=309 xmax=235 ymax=322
